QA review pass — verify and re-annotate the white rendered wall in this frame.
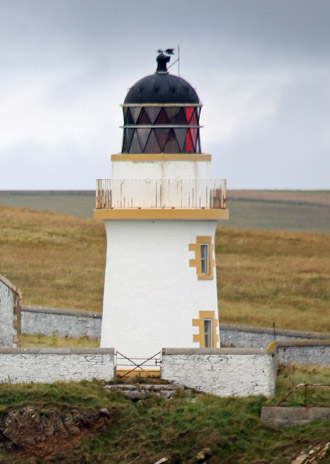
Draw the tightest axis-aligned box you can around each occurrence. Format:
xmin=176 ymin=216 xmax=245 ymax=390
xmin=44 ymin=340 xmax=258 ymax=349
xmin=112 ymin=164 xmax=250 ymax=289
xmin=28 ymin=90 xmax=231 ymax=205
xmin=0 ymin=348 xmax=115 ymax=384
xmin=101 ymin=220 xmax=219 ymax=360
xmin=112 ymin=160 xmax=211 ymax=180
xmin=162 ymin=348 xmax=277 ymax=397
xmin=0 ymin=279 xmax=19 ymax=348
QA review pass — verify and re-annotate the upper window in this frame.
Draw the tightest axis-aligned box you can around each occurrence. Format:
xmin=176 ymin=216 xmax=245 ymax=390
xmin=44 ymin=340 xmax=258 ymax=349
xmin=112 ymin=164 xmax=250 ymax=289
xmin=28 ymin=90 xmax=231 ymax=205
xmin=189 ymin=236 xmax=214 ymax=280
xmin=200 ymin=244 xmax=209 ymax=275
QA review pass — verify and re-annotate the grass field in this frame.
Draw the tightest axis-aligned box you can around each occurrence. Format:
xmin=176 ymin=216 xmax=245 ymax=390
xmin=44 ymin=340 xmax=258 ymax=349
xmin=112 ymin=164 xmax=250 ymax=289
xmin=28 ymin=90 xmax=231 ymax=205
xmin=0 ymin=204 xmax=105 ymax=310
xmin=228 ymin=200 xmax=330 ymax=233
xmin=228 ymin=189 xmax=330 ymax=206
xmin=0 ymin=192 xmax=95 ymax=218
xmin=1 ymin=203 xmax=329 ymax=332
xmin=227 ymin=190 xmax=330 ymax=233
xmin=216 ymin=227 xmax=330 ymax=332
xmin=0 ymin=197 xmax=330 ymax=463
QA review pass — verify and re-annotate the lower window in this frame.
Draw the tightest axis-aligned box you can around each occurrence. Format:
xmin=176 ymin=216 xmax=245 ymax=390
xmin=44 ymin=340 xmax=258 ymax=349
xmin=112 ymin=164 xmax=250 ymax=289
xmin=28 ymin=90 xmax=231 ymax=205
xmin=204 ymin=319 xmax=212 ymax=348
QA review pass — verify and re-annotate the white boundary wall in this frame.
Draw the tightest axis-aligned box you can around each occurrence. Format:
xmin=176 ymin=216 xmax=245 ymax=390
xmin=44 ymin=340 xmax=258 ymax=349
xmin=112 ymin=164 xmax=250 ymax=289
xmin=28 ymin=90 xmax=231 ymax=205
xmin=0 ymin=275 xmax=21 ymax=348
xmin=0 ymin=348 xmax=114 ymax=384
xmin=161 ymin=347 xmax=277 ymax=397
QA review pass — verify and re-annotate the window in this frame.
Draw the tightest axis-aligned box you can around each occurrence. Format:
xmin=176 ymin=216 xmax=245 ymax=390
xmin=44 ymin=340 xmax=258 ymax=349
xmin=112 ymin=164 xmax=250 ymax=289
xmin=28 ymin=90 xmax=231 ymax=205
xmin=204 ymin=319 xmax=212 ymax=347
xmin=192 ymin=310 xmax=219 ymax=348
xmin=189 ymin=236 xmax=214 ymax=280
xmin=200 ymin=244 xmax=209 ymax=275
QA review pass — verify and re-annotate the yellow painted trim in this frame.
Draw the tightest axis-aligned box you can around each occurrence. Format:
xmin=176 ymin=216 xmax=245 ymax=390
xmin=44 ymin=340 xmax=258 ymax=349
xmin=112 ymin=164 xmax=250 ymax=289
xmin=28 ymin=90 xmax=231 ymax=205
xmin=116 ymin=369 xmax=160 ymax=378
xmin=267 ymin=341 xmax=278 ymax=353
xmin=189 ymin=236 xmax=214 ymax=280
xmin=192 ymin=310 xmax=219 ymax=348
xmin=111 ymin=154 xmax=212 ymax=162
xmin=94 ymin=209 xmax=228 ymax=221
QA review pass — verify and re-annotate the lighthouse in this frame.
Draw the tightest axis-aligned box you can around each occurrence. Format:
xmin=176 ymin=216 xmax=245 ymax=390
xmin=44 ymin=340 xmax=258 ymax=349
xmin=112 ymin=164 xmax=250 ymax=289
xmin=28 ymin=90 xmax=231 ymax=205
xmin=94 ymin=51 xmax=228 ymax=367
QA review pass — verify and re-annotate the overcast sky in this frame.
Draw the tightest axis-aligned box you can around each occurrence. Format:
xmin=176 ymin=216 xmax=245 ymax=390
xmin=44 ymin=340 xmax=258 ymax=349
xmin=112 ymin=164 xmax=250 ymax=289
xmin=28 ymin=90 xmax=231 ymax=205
xmin=0 ymin=0 xmax=329 ymax=190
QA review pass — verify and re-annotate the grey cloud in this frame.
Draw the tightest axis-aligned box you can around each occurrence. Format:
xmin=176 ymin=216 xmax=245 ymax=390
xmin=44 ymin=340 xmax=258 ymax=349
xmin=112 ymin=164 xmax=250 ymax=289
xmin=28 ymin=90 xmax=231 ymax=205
xmin=0 ymin=0 xmax=329 ymax=189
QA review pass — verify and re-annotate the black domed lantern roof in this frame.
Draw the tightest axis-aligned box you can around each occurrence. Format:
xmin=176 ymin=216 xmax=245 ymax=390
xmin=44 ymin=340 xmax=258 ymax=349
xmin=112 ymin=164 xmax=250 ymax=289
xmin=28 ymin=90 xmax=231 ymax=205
xmin=122 ymin=50 xmax=202 ymax=154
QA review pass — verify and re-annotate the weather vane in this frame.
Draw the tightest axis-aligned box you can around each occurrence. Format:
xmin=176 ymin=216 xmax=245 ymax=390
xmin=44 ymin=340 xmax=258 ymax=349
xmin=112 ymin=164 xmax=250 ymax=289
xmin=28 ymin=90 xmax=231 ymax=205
xmin=157 ymin=48 xmax=175 ymax=56
xmin=156 ymin=47 xmax=180 ymax=75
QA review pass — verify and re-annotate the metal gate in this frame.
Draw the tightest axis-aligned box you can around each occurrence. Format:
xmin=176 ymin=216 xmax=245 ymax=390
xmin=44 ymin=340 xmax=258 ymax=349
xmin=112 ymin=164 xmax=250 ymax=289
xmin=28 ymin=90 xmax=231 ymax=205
xmin=115 ymin=351 xmax=162 ymax=378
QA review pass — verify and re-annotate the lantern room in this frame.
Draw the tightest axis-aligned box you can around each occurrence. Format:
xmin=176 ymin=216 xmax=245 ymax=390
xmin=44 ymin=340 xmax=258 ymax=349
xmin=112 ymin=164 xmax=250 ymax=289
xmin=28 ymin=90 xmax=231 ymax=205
xmin=121 ymin=52 xmax=202 ymax=154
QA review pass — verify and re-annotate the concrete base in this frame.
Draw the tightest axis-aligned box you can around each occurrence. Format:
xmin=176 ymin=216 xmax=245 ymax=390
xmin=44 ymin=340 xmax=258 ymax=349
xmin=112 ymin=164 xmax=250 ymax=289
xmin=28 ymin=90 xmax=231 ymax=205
xmin=261 ymin=407 xmax=330 ymax=427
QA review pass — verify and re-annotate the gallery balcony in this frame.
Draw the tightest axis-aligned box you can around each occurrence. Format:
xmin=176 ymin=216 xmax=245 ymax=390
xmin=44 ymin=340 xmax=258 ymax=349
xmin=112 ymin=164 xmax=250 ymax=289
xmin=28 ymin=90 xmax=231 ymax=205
xmin=95 ymin=178 xmax=227 ymax=211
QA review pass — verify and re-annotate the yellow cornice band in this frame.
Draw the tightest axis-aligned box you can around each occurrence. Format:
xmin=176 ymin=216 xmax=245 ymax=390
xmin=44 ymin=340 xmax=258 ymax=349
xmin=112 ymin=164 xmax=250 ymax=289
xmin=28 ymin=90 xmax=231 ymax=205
xmin=111 ymin=154 xmax=212 ymax=162
xmin=93 ymin=208 xmax=228 ymax=221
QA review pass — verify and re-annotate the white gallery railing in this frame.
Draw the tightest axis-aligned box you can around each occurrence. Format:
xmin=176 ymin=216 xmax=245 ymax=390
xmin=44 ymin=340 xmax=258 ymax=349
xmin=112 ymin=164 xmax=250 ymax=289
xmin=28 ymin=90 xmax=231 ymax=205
xmin=96 ymin=178 xmax=226 ymax=209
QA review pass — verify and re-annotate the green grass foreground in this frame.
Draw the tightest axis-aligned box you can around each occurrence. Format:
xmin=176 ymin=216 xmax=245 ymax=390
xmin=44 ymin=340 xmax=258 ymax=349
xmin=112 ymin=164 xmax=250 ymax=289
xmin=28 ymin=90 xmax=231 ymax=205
xmin=0 ymin=366 xmax=329 ymax=464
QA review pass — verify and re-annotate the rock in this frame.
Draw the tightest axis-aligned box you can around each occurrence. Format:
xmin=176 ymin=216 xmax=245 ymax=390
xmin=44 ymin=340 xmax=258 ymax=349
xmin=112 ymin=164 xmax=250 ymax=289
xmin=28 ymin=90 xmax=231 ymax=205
xmin=319 ymin=442 xmax=330 ymax=459
xmin=290 ymin=453 xmax=308 ymax=464
xmin=195 ymin=447 xmax=213 ymax=463
xmin=68 ymin=426 xmax=81 ymax=436
xmin=160 ymin=390 xmax=175 ymax=399
xmin=99 ymin=408 xmax=111 ymax=418
xmin=105 ymin=383 xmax=193 ymax=401
xmin=154 ymin=458 xmax=170 ymax=464
xmin=290 ymin=443 xmax=330 ymax=463
xmin=122 ymin=391 xmax=147 ymax=401
xmin=0 ymin=405 xmax=113 ymax=460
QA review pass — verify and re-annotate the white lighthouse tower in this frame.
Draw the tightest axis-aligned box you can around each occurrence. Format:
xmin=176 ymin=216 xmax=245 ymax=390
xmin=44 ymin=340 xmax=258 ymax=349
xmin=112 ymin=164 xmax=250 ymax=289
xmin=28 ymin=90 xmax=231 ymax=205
xmin=94 ymin=51 xmax=228 ymax=369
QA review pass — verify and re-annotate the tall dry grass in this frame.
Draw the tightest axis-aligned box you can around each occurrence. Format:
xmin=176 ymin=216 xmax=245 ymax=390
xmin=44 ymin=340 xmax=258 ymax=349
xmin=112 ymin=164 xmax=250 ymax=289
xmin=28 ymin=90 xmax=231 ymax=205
xmin=1 ymin=205 xmax=329 ymax=332
xmin=0 ymin=205 xmax=105 ymax=310
xmin=217 ymin=227 xmax=330 ymax=332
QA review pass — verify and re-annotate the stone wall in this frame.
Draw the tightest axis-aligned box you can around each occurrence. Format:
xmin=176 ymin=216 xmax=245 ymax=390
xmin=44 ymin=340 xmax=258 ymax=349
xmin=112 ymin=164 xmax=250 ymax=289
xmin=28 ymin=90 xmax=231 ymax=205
xmin=21 ymin=309 xmax=330 ymax=349
xmin=0 ymin=348 xmax=114 ymax=383
xmin=221 ymin=323 xmax=330 ymax=348
xmin=0 ymin=275 xmax=21 ymax=347
xmin=22 ymin=306 xmax=101 ymax=338
xmin=276 ymin=340 xmax=330 ymax=366
xmin=161 ymin=347 xmax=277 ymax=397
